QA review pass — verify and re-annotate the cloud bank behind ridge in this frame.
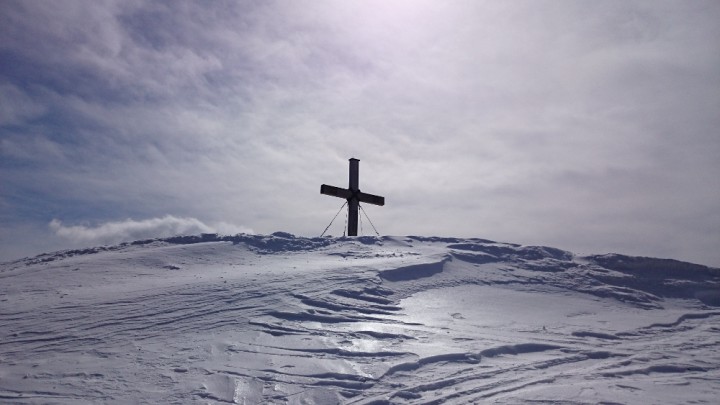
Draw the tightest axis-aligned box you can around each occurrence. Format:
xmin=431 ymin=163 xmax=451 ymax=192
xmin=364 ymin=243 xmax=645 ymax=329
xmin=50 ymin=216 xmax=253 ymax=246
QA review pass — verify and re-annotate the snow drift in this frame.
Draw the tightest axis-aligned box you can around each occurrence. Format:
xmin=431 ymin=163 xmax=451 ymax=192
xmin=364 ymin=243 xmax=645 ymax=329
xmin=1 ymin=233 xmax=719 ymax=404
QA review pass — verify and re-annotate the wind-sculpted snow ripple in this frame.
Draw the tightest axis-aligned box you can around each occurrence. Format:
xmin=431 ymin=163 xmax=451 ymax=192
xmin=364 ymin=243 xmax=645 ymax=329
xmin=2 ymin=234 xmax=719 ymax=403
xmin=584 ymin=255 xmax=720 ymax=306
xmin=378 ymin=256 xmax=451 ymax=282
xmin=0 ymin=281 xmax=286 ymax=357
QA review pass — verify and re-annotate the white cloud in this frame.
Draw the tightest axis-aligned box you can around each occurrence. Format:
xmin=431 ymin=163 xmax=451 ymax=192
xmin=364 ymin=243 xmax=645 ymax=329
xmin=1 ymin=1 xmax=719 ymax=267
xmin=50 ymin=216 xmax=253 ymax=245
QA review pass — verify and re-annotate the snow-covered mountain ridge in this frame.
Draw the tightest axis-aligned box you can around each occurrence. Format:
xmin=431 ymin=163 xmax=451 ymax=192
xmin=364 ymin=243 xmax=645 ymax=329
xmin=1 ymin=233 xmax=719 ymax=404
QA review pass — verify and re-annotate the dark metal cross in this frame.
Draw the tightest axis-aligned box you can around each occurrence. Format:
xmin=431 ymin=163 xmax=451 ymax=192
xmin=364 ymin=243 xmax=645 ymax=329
xmin=321 ymin=158 xmax=385 ymax=236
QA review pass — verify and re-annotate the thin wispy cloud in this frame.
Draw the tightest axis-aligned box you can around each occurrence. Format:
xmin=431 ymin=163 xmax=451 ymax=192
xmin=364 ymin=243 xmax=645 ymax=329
xmin=1 ymin=1 xmax=718 ymax=265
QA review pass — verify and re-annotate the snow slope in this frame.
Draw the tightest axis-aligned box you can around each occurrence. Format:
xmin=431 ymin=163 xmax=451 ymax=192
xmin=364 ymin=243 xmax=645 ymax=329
xmin=1 ymin=233 xmax=719 ymax=404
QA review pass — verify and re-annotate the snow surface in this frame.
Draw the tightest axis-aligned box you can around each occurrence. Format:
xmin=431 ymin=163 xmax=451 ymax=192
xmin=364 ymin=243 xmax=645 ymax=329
xmin=1 ymin=233 xmax=719 ymax=404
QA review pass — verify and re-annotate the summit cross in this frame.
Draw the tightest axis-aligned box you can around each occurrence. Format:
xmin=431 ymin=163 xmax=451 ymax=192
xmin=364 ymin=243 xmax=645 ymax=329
xmin=321 ymin=158 xmax=385 ymax=236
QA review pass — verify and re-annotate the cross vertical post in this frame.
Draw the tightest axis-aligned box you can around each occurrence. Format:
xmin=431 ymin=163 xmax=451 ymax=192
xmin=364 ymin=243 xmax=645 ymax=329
xmin=348 ymin=158 xmax=360 ymax=236
xmin=321 ymin=158 xmax=385 ymax=237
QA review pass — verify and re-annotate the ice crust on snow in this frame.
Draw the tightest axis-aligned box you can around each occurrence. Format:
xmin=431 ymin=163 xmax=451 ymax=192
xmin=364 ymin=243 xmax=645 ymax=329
xmin=1 ymin=233 xmax=719 ymax=404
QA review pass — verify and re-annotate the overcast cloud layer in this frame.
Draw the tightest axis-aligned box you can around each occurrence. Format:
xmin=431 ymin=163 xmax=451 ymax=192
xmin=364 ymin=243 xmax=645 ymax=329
xmin=1 ymin=1 xmax=719 ymax=266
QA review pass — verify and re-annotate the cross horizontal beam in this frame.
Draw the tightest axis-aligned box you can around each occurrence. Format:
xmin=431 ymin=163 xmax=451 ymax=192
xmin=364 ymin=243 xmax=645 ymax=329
xmin=321 ymin=184 xmax=385 ymax=206
xmin=320 ymin=184 xmax=351 ymax=200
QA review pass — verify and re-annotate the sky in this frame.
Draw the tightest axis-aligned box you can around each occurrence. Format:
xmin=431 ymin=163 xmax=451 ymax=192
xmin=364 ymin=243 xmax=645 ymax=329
xmin=1 ymin=0 xmax=719 ymax=267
